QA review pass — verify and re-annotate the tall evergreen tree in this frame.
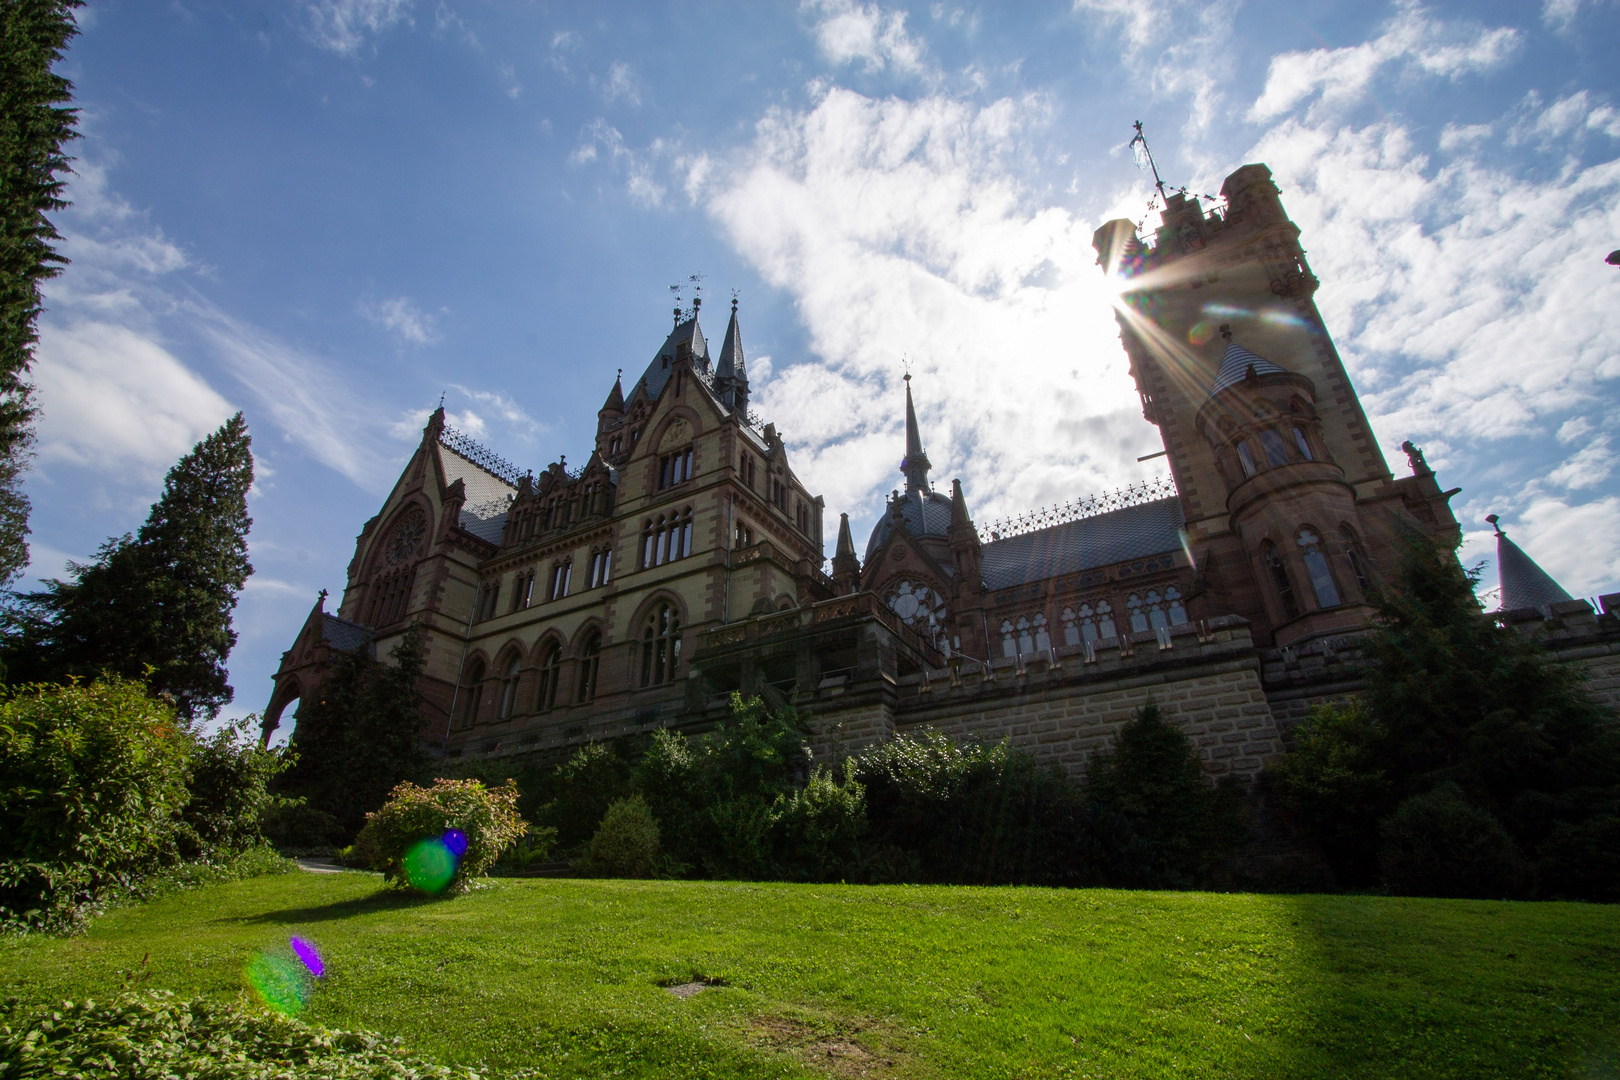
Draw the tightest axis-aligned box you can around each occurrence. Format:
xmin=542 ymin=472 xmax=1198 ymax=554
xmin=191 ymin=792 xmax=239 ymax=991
xmin=277 ymin=624 xmax=430 ymax=836
xmin=0 ymin=0 xmax=81 ymax=584
xmin=4 ymin=413 xmax=254 ymax=721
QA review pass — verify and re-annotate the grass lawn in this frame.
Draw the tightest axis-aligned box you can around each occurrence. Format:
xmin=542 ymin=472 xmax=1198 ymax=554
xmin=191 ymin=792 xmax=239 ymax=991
xmin=2 ymin=870 xmax=1617 ymax=1079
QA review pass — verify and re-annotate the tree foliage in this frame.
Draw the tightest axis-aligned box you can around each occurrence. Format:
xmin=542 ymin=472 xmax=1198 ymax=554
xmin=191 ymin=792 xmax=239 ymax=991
xmin=1269 ymin=535 xmax=1620 ymax=898
xmin=3 ymin=413 xmax=255 ymax=721
xmin=277 ymin=624 xmax=430 ymax=837
xmin=0 ymin=0 xmax=82 ymax=585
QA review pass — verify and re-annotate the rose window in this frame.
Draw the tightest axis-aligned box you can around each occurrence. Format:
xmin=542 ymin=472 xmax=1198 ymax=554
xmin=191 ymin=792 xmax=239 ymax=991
xmin=386 ymin=508 xmax=427 ymax=565
xmin=884 ymin=579 xmax=950 ymax=653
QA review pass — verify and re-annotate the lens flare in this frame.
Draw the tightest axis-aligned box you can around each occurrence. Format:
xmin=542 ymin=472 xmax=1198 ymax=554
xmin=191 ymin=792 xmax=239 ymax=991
xmin=245 ymin=952 xmax=313 ymax=1016
xmin=290 ymin=936 xmax=325 ymax=978
xmin=403 ymin=837 xmax=457 ymax=894
xmin=442 ymin=829 xmax=469 ymax=858
xmin=1260 ymin=309 xmax=1312 ymax=329
xmin=1188 ymin=321 xmax=1216 ymax=346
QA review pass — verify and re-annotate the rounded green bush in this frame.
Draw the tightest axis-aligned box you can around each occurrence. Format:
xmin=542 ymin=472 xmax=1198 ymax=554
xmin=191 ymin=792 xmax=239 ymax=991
xmin=585 ymin=795 xmax=660 ymax=878
xmin=354 ymin=778 xmax=527 ymax=895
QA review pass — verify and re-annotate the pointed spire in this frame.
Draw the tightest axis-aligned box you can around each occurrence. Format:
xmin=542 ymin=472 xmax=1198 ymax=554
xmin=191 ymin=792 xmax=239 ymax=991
xmin=716 ymin=297 xmax=750 ymax=414
xmin=1209 ymin=338 xmax=1287 ymax=395
xmin=424 ymin=403 xmax=446 ymax=441
xmin=832 ymin=512 xmax=860 ymax=594
xmin=949 ymin=478 xmax=970 ymax=528
xmin=602 ymin=369 xmax=625 ymax=414
xmin=1487 ymin=515 xmax=1575 ymax=612
xmin=901 ymin=373 xmax=932 ymax=493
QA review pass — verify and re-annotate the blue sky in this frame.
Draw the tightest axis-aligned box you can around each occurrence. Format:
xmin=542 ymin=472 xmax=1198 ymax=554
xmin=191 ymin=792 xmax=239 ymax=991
xmin=30 ymin=0 xmax=1620 ymax=723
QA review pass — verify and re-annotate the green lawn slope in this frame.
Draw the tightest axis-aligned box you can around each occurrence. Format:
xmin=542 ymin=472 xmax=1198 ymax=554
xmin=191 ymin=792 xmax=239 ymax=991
xmin=3 ymin=871 xmax=1616 ymax=1079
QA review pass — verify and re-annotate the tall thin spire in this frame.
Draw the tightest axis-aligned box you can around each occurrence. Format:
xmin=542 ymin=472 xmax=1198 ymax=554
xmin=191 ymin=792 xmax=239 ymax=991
xmin=1487 ymin=515 xmax=1575 ymax=612
xmin=716 ymin=296 xmax=749 ymax=413
xmin=901 ymin=373 xmax=931 ymax=493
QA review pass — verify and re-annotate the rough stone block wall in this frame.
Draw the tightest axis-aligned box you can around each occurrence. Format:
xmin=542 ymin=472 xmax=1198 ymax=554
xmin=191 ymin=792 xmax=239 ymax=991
xmin=809 ymin=701 xmax=895 ymax=759
xmin=817 ymin=649 xmax=1284 ymax=782
xmin=1566 ymin=650 xmax=1620 ymax=712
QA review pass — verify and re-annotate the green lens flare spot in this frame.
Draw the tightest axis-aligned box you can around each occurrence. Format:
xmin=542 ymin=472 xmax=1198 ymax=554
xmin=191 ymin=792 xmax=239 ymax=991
xmin=403 ymin=837 xmax=457 ymax=894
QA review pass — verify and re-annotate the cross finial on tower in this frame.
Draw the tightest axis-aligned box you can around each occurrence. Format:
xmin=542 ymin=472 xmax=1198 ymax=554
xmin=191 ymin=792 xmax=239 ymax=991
xmin=438 ymin=390 xmax=445 ymax=408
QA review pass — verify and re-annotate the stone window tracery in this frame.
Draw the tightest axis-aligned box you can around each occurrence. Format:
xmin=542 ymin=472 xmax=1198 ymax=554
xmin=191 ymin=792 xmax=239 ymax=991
xmin=884 ymin=580 xmax=950 ymax=654
xmin=1165 ymin=586 xmax=1188 ymax=625
xmin=1061 ymin=601 xmax=1115 ymax=644
xmin=1127 ymin=594 xmax=1149 ymax=634
xmin=1260 ymin=428 xmax=1290 ymax=467
xmin=1000 ymin=614 xmax=1051 ymax=658
xmin=577 ymin=633 xmax=601 ymax=703
xmin=1263 ymin=540 xmax=1300 ymax=619
xmin=385 ymin=507 xmax=427 ymax=565
xmin=535 ymin=645 xmax=560 ymax=712
xmin=643 ymin=509 xmax=693 ymax=567
xmin=1340 ymin=524 xmax=1371 ymax=594
xmin=498 ymin=656 xmax=521 ymax=720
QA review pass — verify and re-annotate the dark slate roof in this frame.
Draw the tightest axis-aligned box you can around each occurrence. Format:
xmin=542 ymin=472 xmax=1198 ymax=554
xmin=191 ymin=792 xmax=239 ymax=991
xmin=717 ymin=306 xmax=745 ymax=380
xmin=979 ymin=497 xmax=1185 ymax=591
xmin=630 ymin=316 xmax=710 ymax=404
xmin=438 ymin=441 xmax=517 ymax=546
xmin=1210 ymin=342 xmax=1287 ymax=394
xmin=321 ymin=613 xmax=374 ymax=653
xmin=1496 ymin=530 xmax=1574 ymax=611
xmin=865 ymin=489 xmax=954 ymax=562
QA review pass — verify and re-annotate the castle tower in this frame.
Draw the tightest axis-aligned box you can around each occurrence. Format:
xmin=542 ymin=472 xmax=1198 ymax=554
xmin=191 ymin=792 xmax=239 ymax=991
xmin=1093 ymin=167 xmax=1459 ymax=646
xmin=1487 ymin=514 xmax=1574 ymax=612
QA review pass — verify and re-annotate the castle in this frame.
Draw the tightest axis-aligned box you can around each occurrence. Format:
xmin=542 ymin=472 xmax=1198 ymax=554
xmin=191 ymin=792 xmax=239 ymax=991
xmin=262 ymin=163 xmax=1620 ymax=776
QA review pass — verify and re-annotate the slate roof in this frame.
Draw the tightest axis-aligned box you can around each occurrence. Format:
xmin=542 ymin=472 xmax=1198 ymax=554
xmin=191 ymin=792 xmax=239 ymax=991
xmin=1210 ymin=342 xmax=1288 ymax=394
xmin=865 ymin=488 xmax=955 ymax=562
xmin=979 ymin=496 xmax=1185 ymax=591
xmin=1496 ymin=529 xmax=1574 ymax=611
xmin=629 ymin=316 xmax=710 ymax=404
xmin=439 ymin=441 xmax=516 ymax=545
xmin=320 ymin=613 xmax=374 ymax=653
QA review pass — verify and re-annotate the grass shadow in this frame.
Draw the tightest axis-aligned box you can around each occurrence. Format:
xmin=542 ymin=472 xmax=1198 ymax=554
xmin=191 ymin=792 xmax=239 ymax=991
xmin=215 ymin=887 xmax=446 ymax=926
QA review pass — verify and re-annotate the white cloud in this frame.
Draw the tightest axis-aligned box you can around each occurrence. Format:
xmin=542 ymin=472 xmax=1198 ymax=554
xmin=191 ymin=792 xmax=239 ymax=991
xmin=1509 ymin=495 xmax=1620 ymax=597
xmin=357 ymin=295 xmax=441 ymax=344
xmin=803 ymin=0 xmax=933 ymax=79
xmin=1250 ymin=4 xmax=1520 ymax=122
xmin=303 ymin=0 xmax=413 ymax=56
xmin=598 ymin=61 xmax=641 ymax=107
xmin=548 ymin=30 xmax=580 ymax=75
xmin=33 ymin=320 xmax=233 ymax=476
xmin=568 ymin=119 xmax=675 ymax=208
xmin=709 ymin=88 xmax=1160 ymax=537
xmin=1072 ymin=0 xmax=1238 ymax=132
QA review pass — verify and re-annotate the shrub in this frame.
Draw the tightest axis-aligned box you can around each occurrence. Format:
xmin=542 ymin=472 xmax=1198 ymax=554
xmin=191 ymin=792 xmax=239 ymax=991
xmin=1379 ymin=783 xmax=1532 ymax=899
xmin=179 ymin=717 xmax=286 ymax=857
xmin=1085 ymin=703 xmax=1248 ymax=889
xmin=582 ymin=795 xmax=660 ymax=878
xmin=857 ymin=730 xmax=1084 ymax=885
xmin=354 ymin=778 xmax=527 ymax=895
xmin=260 ymin=796 xmax=346 ymax=850
xmin=0 ymin=677 xmax=191 ymax=930
xmin=772 ymin=760 xmax=866 ymax=882
xmin=1265 ymin=699 xmax=1393 ymax=887
xmin=0 ymin=992 xmax=487 ymax=1078
xmin=540 ymin=742 xmax=632 ymax=850
xmin=1538 ymin=813 xmax=1620 ymax=902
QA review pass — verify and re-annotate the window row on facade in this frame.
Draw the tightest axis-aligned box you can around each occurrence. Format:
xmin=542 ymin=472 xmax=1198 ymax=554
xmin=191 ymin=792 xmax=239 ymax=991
xmin=473 ymin=543 xmax=616 ymax=623
xmin=997 ymin=587 xmax=1189 ymax=658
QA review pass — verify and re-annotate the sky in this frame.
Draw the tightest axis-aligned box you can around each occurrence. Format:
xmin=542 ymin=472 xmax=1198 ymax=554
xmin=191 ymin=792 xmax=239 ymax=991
xmin=28 ymin=0 xmax=1620 ymax=725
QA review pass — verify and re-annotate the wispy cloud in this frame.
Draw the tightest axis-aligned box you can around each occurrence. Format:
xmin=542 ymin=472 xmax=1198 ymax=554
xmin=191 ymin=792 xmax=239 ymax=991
xmin=303 ymin=0 xmax=413 ymax=56
xmin=1072 ymin=0 xmax=1239 ymax=132
xmin=596 ymin=61 xmax=641 ymax=107
xmin=357 ymin=295 xmax=441 ymax=344
xmin=803 ymin=0 xmax=934 ymax=79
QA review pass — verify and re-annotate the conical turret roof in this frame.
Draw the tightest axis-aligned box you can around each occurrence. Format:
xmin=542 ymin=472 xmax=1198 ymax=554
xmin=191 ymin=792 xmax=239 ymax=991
xmin=717 ymin=302 xmax=746 ymax=381
xmin=601 ymin=372 xmax=624 ymax=414
xmin=1491 ymin=517 xmax=1575 ymax=611
xmin=1210 ymin=341 xmax=1287 ymax=394
xmin=901 ymin=374 xmax=932 ymax=494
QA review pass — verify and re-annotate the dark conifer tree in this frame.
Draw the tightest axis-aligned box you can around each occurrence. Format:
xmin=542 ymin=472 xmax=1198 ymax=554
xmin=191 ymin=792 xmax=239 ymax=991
xmin=4 ymin=413 xmax=254 ymax=721
xmin=278 ymin=624 xmax=429 ymax=836
xmin=0 ymin=0 xmax=82 ymax=584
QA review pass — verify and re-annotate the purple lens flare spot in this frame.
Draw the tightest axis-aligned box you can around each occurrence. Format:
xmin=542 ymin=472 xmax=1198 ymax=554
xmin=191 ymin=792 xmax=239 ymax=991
xmin=442 ymin=829 xmax=469 ymax=858
xmin=290 ymin=936 xmax=325 ymax=978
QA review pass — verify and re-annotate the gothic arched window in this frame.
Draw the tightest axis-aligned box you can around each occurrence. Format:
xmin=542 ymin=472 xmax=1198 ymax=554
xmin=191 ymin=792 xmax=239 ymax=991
xmin=1002 ymin=614 xmax=1051 ymax=655
xmin=1237 ymin=441 xmax=1258 ymax=478
xmin=1293 ymin=427 xmax=1314 ymax=461
xmin=1127 ymin=594 xmax=1149 ymax=634
xmin=1144 ymin=590 xmax=1169 ymax=630
xmin=577 ymin=633 xmax=601 ymax=703
xmin=498 ymin=656 xmax=521 ymax=719
xmin=1165 ymin=586 xmax=1188 ymax=626
xmin=640 ymin=602 xmax=681 ymax=687
xmin=642 ymin=509 xmax=694 ymax=568
xmin=1297 ymin=527 xmax=1342 ymax=609
xmin=458 ymin=660 xmax=485 ymax=729
xmin=1263 ymin=541 xmax=1300 ymax=619
xmin=535 ymin=644 xmax=560 ymax=712
xmin=1340 ymin=523 xmax=1371 ymax=595
xmin=1260 ymin=428 xmax=1290 ymax=468
xmin=1060 ymin=606 xmax=1081 ymax=646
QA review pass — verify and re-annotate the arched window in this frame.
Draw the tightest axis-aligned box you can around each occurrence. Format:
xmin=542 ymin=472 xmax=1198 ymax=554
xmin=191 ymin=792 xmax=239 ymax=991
xmin=1340 ymin=524 xmax=1371 ymax=595
xmin=1165 ymin=586 xmax=1188 ymax=625
xmin=1003 ymin=614 xmax=1050 ymax=655
xmin=1060 ymin=607 xmax=1081 ymax=646
xmin=1144 ymin=590 xmax=1169 ymax=630
xmin=1237 ymin=442 xmax=1258 ymax=478
xmin=1127 ymin=594 xmax=1149 ymax=634
xmin=640 ymin=602 xmax=681 ymax=686
xmin=458 ymin=660 xmax=485 ymax=729
xmin=886 ymin=580 xmax=950 ymax=653
xmin=1263 ymin=541 xmax=1300 ymax=619
xmin=1293 ymin=427 xmax=1314 ymax=461
xmin=1260 ymin=429 xmax=1290 ymax=467
xmin=498 ymin=656 xmax=521 ymax=719
xmin=1297 ymin=527 xmax=1342 ymax=609
xmin=577 ymin=633 xmax=601 ymax=703
xmin=534 ymin=645 xmax=561 ymax=712
xmin=642 ymin=509 xmax=694 ymax=568
xmin=547 ymin=560 xmax=572 ymax=601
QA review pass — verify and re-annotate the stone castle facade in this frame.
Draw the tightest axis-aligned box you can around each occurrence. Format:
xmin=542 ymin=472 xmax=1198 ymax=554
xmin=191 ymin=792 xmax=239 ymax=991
xmin=263 ymin=162 xmax=1620 ymax=779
